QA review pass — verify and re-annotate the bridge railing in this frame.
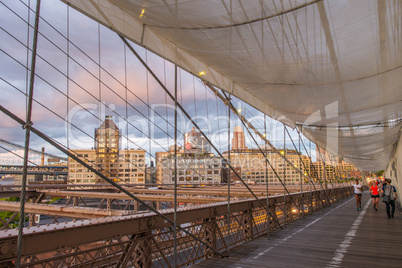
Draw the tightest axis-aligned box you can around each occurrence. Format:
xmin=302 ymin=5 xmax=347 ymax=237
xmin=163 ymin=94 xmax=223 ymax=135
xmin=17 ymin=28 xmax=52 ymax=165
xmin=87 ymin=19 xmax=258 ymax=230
xmin=0 ymin=186 xmax=353 ymax=267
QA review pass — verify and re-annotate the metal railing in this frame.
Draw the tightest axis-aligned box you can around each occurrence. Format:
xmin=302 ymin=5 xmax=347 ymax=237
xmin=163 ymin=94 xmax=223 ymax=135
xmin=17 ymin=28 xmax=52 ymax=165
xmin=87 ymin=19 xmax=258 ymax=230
xmin=0 ymin=186 xmax=353 ymax=267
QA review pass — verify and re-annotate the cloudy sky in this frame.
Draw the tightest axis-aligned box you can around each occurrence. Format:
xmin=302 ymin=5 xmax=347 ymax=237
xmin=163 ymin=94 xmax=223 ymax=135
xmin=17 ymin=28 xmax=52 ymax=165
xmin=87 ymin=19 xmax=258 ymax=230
xmin=0 ymin=0 xmax=314 ymax=166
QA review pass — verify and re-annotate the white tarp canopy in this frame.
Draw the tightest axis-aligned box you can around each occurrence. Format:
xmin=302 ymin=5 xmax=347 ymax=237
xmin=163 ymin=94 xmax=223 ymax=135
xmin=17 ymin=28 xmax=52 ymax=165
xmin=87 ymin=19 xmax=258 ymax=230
xmin=63 ymin=0 xmax=402 ymax=171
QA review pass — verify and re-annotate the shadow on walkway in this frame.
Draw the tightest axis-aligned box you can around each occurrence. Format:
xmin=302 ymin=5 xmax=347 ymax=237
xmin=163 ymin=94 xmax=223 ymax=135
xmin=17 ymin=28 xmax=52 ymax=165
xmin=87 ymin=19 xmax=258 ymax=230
xmin=194 ymin=192 xmax=402 ymax=268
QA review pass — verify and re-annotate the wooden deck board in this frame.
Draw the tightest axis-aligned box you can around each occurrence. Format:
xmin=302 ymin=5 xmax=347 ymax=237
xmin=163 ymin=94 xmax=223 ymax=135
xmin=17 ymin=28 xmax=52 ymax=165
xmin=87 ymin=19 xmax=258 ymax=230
xmin=193 ymin=192 xmax=402 ymax=267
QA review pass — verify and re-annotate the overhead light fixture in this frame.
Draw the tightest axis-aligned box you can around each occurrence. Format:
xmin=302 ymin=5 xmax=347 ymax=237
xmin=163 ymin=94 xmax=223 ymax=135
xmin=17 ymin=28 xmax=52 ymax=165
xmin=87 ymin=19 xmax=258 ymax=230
xmin=199 ymin=71 xmax=206 ymax=76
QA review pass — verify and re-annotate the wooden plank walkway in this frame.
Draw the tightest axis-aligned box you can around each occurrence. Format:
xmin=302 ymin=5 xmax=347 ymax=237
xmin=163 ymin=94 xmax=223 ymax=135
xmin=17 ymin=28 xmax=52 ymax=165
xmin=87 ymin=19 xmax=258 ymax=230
xmin=194 ymin=192 xmax=402 ymax=267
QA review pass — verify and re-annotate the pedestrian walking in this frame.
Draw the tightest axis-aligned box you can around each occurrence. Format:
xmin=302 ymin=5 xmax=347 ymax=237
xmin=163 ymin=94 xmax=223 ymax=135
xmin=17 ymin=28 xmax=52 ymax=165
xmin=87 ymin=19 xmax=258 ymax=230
xmin=369 ymin=181 xmax=380 ymax=211
xmin=353 ymin=179 xmax=363 ymax=211
xmin=382 ymin=179 xmax=397 ymax=218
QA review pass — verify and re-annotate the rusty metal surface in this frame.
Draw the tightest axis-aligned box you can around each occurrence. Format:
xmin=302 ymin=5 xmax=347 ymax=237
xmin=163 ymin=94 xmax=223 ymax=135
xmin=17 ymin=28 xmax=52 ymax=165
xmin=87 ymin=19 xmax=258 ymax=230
xmin=0 ymin=201 xmax=134 ymax=218
xmin=37 ymin=190 xmax=227 ymax=203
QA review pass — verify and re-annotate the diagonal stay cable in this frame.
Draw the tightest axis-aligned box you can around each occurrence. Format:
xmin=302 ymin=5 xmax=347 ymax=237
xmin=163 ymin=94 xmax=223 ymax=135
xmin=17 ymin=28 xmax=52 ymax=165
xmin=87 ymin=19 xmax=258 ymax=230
xmin=0 ymin=138 xmax=67 ymax=161
xmin=1 ymin=3 xmax=215 ymax=187
xmin=13 ymin=0 xmax=184 ymax=140
xmin=0 ymin=104 xmax=227 ymax=258
xmin=294 ymin=126 xmax=330 ymax=208
xmin=208 ymin=83 xmax=321 ymax=195
xmin=16 ymin=1 xmax=41 ymax=266
xmin=296 ymin=125 xmax=341 ymax=195
xmin=0 ymin=50 xmax=213 ymax=191
xmin=295 ymin=126 xmax=327 ymax=186
xmin=283 ymin=126 xmax=321 ymax=192
xmin=315 ymin=145 xmax=337 ymax=189
xmin=1 ymin=23 xmax=218 ymax=187
xmin=217 ymin=88 xmax=299 ymax=209
xmin=321 ymin=146 xmax=347 ymax=192
xmin=0 ymin=145 xmax=38 ymax=167
xmin=120 ymin=36 xmax=282 ymax=229
xmin=315 ymin=145 xmax=343 ymax=205
xmin=285 ymin=126 xmax=332 ymax=208
xmin=315 ymin=144 xmax=347 ymax=199
xmin=283 ymin=126 xmax=328 ymax=205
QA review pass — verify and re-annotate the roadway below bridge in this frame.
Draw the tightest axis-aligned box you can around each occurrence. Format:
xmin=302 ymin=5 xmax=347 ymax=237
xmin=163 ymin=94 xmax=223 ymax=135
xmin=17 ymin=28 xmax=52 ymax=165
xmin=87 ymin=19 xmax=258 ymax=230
xmin=194 ymin=192 xmax=402 ymax=268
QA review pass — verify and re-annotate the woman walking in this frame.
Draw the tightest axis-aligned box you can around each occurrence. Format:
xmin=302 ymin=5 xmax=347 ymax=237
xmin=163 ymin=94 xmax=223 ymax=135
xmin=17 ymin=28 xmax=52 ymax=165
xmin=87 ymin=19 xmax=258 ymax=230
xmin=353 ymin=179 xmax=363 ymax=211
xmin=369 ymin=181 xmax=380 ymax=211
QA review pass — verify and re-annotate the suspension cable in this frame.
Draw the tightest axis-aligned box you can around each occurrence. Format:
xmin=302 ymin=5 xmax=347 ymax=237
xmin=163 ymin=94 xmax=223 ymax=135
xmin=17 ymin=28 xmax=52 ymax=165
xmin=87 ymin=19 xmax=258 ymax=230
xmin=283 ymin=126 xmax=321 ymax=192
xmin=0 ymin=104 xmax=227 ymax=259
xmin=214 ymin=86 xmax=299 ymax=209
xmin=16 ymin=1 xmax=41 ymax=266
xmin=119 ymin=36 xmax=280 ymax=228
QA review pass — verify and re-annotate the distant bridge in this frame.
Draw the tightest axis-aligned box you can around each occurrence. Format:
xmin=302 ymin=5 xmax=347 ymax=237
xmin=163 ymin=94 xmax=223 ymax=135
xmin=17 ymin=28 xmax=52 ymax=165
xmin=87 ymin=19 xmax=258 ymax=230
xmin=0 ymin=139 xmax=68 ymax=166
xmin=0 ymin=165 xmax=68 ymax=176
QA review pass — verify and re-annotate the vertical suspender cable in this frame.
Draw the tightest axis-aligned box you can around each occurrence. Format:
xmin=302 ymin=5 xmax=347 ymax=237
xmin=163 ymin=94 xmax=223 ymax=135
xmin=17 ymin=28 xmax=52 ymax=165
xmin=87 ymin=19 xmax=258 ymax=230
xmin=227 ymin=93 xmax=231 ymax=254
xmin=286 ymin=126 xmax=327 ymax=207
xmin=309 ymin=140 xmax=313 ymax=209
xmin=283 ymin=125 xmax=286 ymax=224
xmin=294 ymin=127 xmax=327 ymax=205
xmin=98 ymin=23 xmax=102 ymax=127
xmin=299 ymin=132 xmax=303 ymax=218
xmin=228 ymin=1 xmax=232 ymax=247
xmin=146 ymin=52 xmax=151 ymax=186
xmin=16 ymin=0 xmax=41 ymax=266
xmin=124 ymin=44 xmax=128 ymax=152
xmin=264 ymin=115 xmax=270 ymax=238
xmin=121 ymin=37 xmax=272 ymax=219
xmin=66 ymin=4 xmax=70 ymax=150
xmin=173 ymin=64 xmax=178 ymax=267
xmin=316 ymin=147 xmax=330 ymax=206
xmin=0 ymin=104 xmax=226 ymax=259
xmin=323 ymin=148 xmax=328 ymax=193
xmin=164 ymin=61 xmax=169 ymax=151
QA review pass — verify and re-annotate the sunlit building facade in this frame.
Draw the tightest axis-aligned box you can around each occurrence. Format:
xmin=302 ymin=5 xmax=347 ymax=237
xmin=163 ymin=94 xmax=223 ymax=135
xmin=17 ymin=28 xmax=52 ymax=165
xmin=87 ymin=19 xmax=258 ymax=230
xmin=68 ymin=116 xmax=146 ymax=184
xmin=223 ymin=149 xmax=310 ymax=184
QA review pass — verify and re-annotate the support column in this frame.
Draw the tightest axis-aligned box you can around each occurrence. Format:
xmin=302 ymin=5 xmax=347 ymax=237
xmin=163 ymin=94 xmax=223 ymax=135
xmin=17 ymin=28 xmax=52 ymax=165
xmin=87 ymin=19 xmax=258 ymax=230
xmin=28 ymin=196 xmax=37 ymax=227
xmin=73 ymin=197 xmax=78 ymax=207
xmin=133 ymin=200 xmax=139 ymax=212
xmin=242 ymin=209 xmax=253 ymax=241
xmin=155 ymin=201 xmax=161 ymax=211
xmin=203 ymin=218 xmax=217 ymax=257
xmin=116 ymin=232 xmax=152 ymax=268
xmin=107 ymin=198 xmax=111 ymax=210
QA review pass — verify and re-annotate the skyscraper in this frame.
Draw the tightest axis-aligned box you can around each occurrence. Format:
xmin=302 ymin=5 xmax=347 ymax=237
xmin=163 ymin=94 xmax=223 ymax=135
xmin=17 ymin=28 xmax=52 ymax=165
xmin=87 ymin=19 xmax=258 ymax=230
xmin=95 ymin=116 xmax=120 ymax=183
xmin=184 ymin=127 xmax=210 ymax=153
xmin=232 ymin=126 xmax=246 ymax=150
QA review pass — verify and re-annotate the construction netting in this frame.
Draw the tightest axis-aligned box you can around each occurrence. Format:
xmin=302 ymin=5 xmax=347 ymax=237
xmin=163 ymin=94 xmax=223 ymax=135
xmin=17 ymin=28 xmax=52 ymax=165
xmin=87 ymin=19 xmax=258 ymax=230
xmin=63 ymin=0 xmax=402 ymax=171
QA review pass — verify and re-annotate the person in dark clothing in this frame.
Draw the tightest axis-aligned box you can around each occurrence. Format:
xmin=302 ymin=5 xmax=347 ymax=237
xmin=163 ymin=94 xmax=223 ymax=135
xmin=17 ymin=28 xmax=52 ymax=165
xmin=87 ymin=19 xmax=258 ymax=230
xmin=382 ymin=179 xmax=398 ymax=218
